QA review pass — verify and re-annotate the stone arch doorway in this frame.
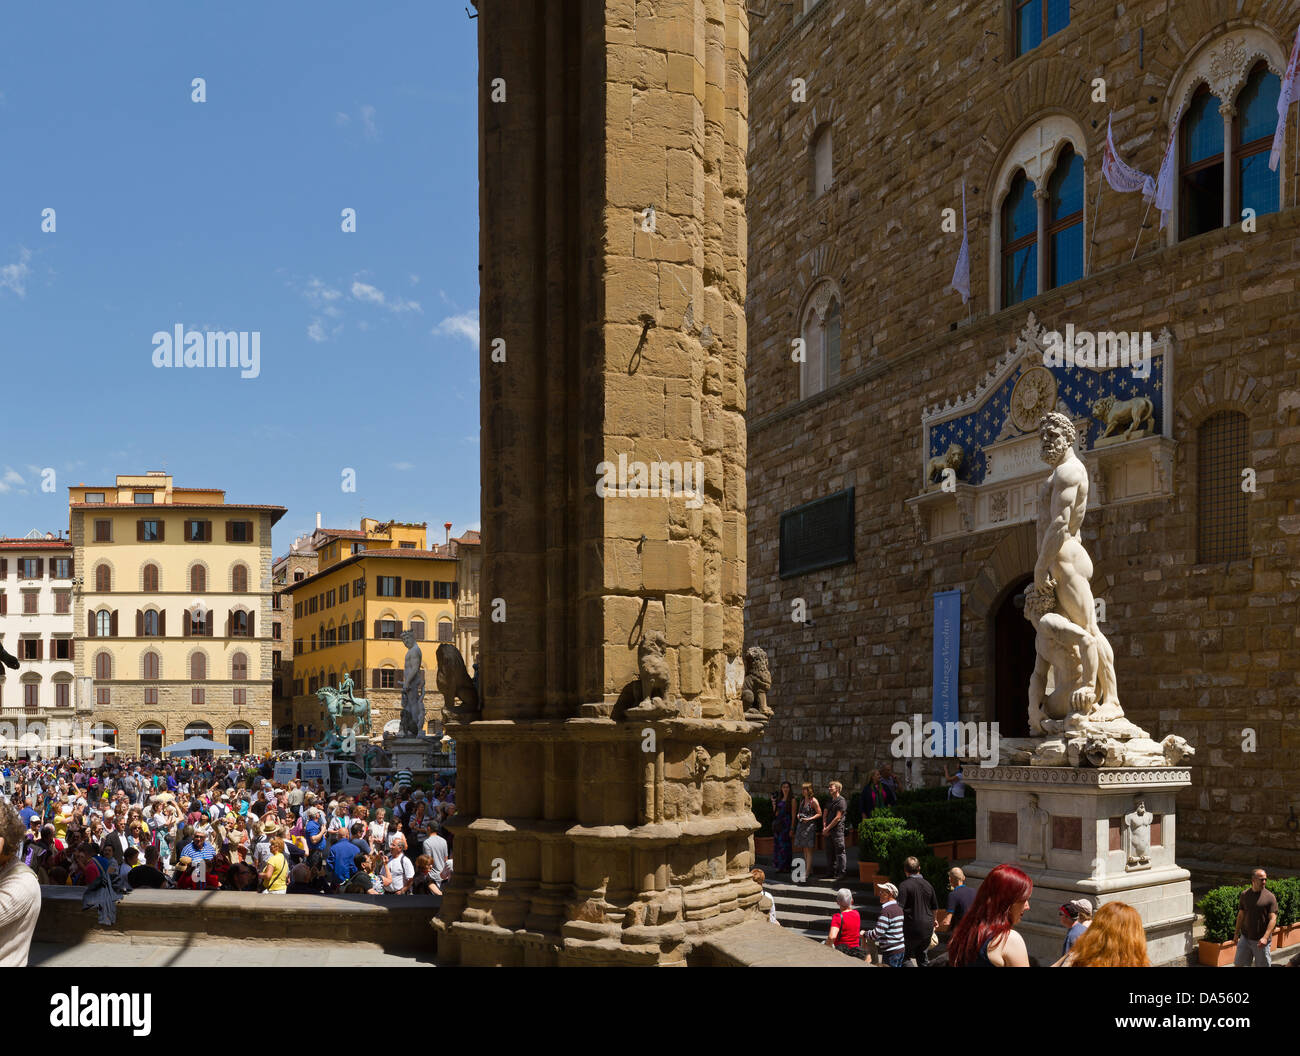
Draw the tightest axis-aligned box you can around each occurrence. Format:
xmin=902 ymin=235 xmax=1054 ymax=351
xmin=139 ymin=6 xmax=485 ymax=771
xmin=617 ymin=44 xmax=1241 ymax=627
xmin=990 ymin=574 xmax=1035 ymax=738
xmin=969 ymin=521 xmax=1038 ymax=737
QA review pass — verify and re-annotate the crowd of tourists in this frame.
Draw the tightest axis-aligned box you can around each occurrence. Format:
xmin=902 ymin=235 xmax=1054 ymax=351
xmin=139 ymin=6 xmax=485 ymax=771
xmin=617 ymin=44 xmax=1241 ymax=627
xmin=0 ymin=754 xmax=455 ymax=897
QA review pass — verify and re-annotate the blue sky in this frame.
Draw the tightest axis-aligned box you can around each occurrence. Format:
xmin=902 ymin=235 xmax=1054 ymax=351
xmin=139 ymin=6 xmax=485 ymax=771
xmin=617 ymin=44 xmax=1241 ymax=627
xmin=0 ymin=1 xmax=480 ymax=556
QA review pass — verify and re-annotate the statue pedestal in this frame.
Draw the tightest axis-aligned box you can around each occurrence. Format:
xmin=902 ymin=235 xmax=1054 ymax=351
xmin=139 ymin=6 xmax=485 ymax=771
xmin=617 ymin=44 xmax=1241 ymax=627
xmin=963 ymin=766 xmax=1194 ymax=966
xmin=383 ymin=734 xmax=442 ymax=776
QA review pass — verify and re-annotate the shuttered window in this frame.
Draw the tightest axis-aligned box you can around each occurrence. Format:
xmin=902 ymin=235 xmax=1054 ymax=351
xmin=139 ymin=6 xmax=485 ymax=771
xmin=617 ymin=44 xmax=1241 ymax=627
xmin=779 ymin=487 xmax=856 ymax=578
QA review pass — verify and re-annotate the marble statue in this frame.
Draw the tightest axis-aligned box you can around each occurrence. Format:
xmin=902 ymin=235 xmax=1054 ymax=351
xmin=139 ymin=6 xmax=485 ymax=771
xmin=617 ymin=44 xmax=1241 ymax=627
xmin=399 ymin=630 xmax=426 ymax=737
xmin=435 ymin=642 xmax=480 ymax=717
xmin=999 ymin=413 xmax=1195 ymax=769
xmin=1124 ymin=798 xmax=1153 ymax=867
xmin=1019 ymin=793 xmax=1049 ymax=864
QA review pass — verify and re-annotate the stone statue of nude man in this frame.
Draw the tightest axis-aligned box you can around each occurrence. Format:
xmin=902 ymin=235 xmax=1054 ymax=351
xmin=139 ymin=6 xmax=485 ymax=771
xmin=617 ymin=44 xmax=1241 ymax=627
xmin=1034 ymin=412 xmax=1119 ymax=711
xmin=1023 ymin=580 xmax=1099 ymax=733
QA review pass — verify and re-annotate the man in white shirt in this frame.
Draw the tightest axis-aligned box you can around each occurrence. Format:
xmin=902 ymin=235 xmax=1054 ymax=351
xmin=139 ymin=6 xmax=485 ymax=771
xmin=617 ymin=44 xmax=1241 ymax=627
xmin=383 ymin=835 xmax=415 ymax=894
xmin=0 ymin=799 xmax=41 ymax=966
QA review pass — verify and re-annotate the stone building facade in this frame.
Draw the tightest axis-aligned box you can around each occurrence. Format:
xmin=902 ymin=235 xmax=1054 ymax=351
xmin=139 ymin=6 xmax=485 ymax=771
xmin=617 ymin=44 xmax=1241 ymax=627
xmin=69 ymin=474 xmax=285 ymax=757
xmin=0 ymin=535 xmax=82 ymax=750
xmin=745 ymin=0 xmax=1300 ymax=870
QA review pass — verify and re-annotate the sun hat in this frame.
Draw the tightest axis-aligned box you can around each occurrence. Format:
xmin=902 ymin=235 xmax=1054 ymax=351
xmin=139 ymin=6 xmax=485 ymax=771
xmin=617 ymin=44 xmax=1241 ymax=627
xmin=875 ymin=881 xmax=898 ymax=899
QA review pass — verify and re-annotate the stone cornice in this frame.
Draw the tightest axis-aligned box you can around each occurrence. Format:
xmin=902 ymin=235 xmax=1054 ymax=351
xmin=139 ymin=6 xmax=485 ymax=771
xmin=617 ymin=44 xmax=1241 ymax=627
xmin=967 ymin=765 xmax=1192 ymax=788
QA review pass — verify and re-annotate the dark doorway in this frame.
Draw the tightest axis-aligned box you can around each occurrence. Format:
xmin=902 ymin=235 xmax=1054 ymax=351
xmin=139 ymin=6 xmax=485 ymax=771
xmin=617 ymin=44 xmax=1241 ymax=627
xmin=992 ymin=573 xmax=1036 ymax=738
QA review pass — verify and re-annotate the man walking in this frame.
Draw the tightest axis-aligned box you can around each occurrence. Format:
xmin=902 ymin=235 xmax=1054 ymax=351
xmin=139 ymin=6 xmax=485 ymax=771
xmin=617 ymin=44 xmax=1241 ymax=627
xmin=1234 ymin=868 xmax=1277 ymax=967
xmin=822 ymin=780 xmax=847 ymax=882
xmin=898 ymin=856 xmax=938 ymax=966
xmin=863 ymin=881 xmax=906 ymax=966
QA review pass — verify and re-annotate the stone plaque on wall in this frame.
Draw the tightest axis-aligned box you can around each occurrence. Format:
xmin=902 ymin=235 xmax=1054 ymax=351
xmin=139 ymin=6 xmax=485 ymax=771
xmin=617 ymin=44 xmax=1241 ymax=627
xmin=1109 ymin=817 xmax=1122 ymax=851
xmin=1151 ymin=816 xmax=1162 ymax=847
xmin=1052 ymin=815 xmax=1082 ymax=851
xmin=989 ymin=811 xmax=1017 ymax=845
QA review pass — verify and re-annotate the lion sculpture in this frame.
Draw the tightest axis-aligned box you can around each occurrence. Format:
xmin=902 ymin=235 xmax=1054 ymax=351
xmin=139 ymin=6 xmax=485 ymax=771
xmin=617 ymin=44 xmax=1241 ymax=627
xmin=435 ymin=642 xmax=480 ymax=717
xmin=741 ymin=646 xmax=772 ymax=719
xmin=1091 ymin=394 xmax=1153 ymax=442
xmin=926 ymin=443 xmax=964 ymax=489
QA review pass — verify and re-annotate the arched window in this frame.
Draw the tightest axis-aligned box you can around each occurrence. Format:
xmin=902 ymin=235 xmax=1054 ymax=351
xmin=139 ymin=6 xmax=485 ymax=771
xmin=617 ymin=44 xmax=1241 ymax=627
xmin=232 ymin=652 xmax=248 ymax=681
xmin=185 ymin=722 xmax=213 ymax=739
xmin=191 ymin=565 xmax=206 ymax=593
xmin=231 ymin=610 xmax=251 ymax=637
xmin=143 ymin=652 xmax=160 ymax=680
xmin=438 ymin=619 xmax=454 ymax=643
xmin=142 ymin=564 xmax=159 ymax=592
xmin=95 ymin=652 xmax=112 ymax=680
xmin=226 ymin=724 xmax=252 ymax=755
xmin=190 ymin=652 xmax=207 ymax=681
xmin=95 ymin=611 xmax=113 ymax=637
xmin=799 ymin=282 xmax=843 ymax=400
xmin=1181 ymin=86 xmax=1225 ymax=239
xmin=1046 ymin=146 xmax=1084 ymax=289
xmin=231 ymin=564 xmax=248 ymax=593
xmin=1197 ymin=411 xmax=1249 ymax=563
xmin=1235 ymin=63 xmax=1281 ymax=221
xmin=142 ymin=610 xmax=159 ymax=636
xmin=1001 ymin=171 xmax=1038 ymax=308
xmin=810 ymin=124 xmax=833 ymax=198
xmin=95 ymin=564 xmax=111 ymax=592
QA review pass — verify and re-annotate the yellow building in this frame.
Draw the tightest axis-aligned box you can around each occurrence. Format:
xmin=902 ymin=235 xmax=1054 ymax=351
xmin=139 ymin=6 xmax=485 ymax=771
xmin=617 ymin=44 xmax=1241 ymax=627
xmin=284 ymin=518 xmax=458 ymax=742
xmin=69 ymin=472 xmax=286 ymax=756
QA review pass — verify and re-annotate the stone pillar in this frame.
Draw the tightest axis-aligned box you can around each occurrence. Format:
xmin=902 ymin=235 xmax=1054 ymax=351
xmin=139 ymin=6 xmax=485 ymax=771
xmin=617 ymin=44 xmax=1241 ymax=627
xmin=436 ymin=0 xmax=764 ymax=967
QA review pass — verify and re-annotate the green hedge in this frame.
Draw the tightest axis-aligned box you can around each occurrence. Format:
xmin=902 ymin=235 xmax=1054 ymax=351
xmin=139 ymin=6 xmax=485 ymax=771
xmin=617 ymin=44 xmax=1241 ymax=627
xmin=895 ymin=786 xmax=951 ymax=805
xmin=1274 ymin=877 xmax=1299 ymax=928
xmin=921 ymin=854 xmax=950 ymax=901
xmin=885 ymin=829 xmax=932 ymax=884
xmin=896 ymin=797 xmax=977 ymax=844
xmin=1197 ymin=886 xmax=1245 ymax=943
xmin=752 ymin=794 xmax=774 ymax=838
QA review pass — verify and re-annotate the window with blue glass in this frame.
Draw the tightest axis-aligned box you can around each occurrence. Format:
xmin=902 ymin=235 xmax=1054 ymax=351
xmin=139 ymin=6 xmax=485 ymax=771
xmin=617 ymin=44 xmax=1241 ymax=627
xmin=1047 ymin=146 xmax=1084 ymax=288
xmin=1014 ymin=0 xmax=1069 ymax=57
xmin=1180 ymin=86 xmax=1225 ymax=239
xmin=1235 ymin=63 xmax=1281 ymax=222
xmin=1001 ymin=170 xmax=1038 ymax=309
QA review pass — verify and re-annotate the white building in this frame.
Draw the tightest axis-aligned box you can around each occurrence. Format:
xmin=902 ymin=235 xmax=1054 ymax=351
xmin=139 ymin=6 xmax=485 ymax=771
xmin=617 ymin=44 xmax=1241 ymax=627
xmin=0 ymin=532 xmax=83 ymax=754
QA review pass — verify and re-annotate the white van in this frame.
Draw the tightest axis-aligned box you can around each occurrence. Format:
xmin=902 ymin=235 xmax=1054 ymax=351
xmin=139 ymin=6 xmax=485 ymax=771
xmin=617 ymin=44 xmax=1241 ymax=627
xmin=275 ymin=758 xmax=369 ymax=795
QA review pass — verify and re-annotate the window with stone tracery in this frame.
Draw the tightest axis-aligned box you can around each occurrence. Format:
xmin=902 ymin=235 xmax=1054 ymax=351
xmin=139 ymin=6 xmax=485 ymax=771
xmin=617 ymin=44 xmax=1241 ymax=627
xmin=799 ymin=279 xmax=842 ymax=400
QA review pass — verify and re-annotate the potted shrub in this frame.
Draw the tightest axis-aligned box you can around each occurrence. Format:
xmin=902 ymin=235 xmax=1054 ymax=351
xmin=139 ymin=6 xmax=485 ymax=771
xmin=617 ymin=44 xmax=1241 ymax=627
xmin=1273 ymin=877 xmax=1298 ymax=947
xmin=1196 ymin=885 xmax=1245 ymax=966
xmin=752 ymin=794 xmax=775 ymax=856
xmin=858 ymin=813 xmax=906 ymax=882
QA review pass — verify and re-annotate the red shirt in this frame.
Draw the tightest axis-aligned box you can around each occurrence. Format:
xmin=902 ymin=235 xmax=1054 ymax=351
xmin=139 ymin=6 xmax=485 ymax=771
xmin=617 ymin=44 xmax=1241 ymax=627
xmin=832 ymin=909 xmax=861 ymax=948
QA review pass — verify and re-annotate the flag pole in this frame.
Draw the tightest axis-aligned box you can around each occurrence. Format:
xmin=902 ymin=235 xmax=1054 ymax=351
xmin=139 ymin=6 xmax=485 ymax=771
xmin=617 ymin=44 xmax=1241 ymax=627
xmin=1088 ymin=172 xmax=1104 ymax=273
xmin=1130 ymin=199 xmax=1153 ymax=261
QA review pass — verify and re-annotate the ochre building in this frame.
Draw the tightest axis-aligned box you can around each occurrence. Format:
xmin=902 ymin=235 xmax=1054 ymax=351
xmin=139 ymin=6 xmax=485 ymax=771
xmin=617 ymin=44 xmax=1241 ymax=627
xmin=70 ymin=473 xmax=285 ymax=756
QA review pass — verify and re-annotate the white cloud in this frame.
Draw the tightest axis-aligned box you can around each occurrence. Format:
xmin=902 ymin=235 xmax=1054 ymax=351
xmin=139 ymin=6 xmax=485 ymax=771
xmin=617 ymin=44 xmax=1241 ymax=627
xmin=334 ymin=111 xmax=350 ymax=126
xmin=350 ymin=280 xmax=420 ymax=313
xmin=434 ymin=311 xmax=480 ymax=347
xmin=1 ymin=247 xmax=32 ymax=298
xmin=0 ymin=467 xmax=25 ymax=493
xmin=307 ymin=321 xmax=328 ymax=343
xmin=360 ymin=104 xmax=379 ymax=140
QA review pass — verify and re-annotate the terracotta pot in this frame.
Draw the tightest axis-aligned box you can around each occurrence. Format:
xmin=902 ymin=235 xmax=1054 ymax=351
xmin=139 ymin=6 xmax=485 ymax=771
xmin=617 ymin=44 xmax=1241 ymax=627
xmin=1197 ymin=939 xmax=1236 ymax=967
xmin=754 ymin=836 xmax=774 ymax=856
xmin=1281 ymin=925 xmax=1300 ymax=948
xmin=928 ymin=840 xmax=957 ymax=859
xmin=954 ymin=838 xmax=977 ymax=859
xmin=858 ymin=862 xmax=880 ymax=883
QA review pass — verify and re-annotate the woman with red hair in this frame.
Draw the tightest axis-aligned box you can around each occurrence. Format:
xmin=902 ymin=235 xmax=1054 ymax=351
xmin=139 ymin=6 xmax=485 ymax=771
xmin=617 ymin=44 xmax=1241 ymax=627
xmin=1055 ymin=902 xmax=1150 ymax=967
xmin=948 ymin=863 xmax=1032 ymax=966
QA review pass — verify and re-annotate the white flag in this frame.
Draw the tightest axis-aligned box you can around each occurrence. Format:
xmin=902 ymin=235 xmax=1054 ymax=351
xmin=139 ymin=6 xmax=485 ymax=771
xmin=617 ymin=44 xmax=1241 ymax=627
xmin=950 ymin=179 xmax=970 ymax=304
xmin=1270 ymin=23 xmax=1300 ymax=171
xmin=1102 ymin=113 xmax=1155 ymax=198
xmin=1153 ymin=102 xmax=1184 ymax=229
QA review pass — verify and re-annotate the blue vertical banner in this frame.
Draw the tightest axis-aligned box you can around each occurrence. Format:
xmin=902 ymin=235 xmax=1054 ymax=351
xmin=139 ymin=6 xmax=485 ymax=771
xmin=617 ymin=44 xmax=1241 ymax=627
xmin=932 ymin=590 xmax=961 ymax=737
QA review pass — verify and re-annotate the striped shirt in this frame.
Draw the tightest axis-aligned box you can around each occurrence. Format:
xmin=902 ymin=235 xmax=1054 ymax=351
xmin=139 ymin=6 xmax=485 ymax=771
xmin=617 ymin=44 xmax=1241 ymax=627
xmin=394 ymin=770 xmax=412 ymax=790
xmin=864 ymin=899 xmax=905 ymax=952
